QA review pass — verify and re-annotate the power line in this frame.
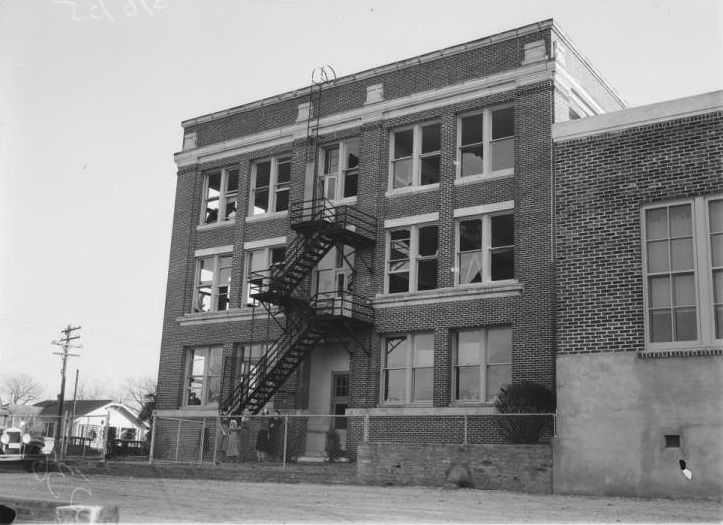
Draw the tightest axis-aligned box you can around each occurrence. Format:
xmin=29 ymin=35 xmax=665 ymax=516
xmin=51 ymin=324 xmax=82 ymax=439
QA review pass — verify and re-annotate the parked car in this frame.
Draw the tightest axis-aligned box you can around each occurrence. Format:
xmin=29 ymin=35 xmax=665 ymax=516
xmin=0 ymin=426 xmax=54 ymax=471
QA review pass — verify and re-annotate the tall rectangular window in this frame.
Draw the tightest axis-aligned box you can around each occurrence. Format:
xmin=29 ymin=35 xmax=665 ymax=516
xmin=458 ymin=106 xmax=514 ymax=178
xmin=250 ymin=157 xmax=291 ymax=216
xmin=193 ymin=254 xmax=232 ymax=313
xmin=202 ymin=167 xmax=239 ymax=224
xmin=453 ymin=327 xmax=512 ymax=402
xmin=390 ymin=122 xmax=441 ymax=190
xmin=643 ymin=196 xmax=722 ymax=347
xmin=382 ymin=333 xmax=434 ymax=404
xmin=320 ymin=137 xmax=360 ymax=201
xmin=386 ymin=224 xmax=438 ymax=293
xmin=230 ymin=342 xmax=268 ymax=395
xmin=456 ymin=213 xmax=514 ymax=284
xmin=185 ymin=346 xmax=222 ymax=406
xmin=245 ymin=246 xmax=286 ymax=306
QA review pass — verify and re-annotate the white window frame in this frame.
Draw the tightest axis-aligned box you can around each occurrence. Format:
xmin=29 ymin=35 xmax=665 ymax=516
xmin=384 ymin=221 xmax=439 ymax=294
xmin=388 ymin=121 xmax=441 ymax=192
xmin=642 ymin=195 xmax=723 ymax=350
xmin=184 ymin=346 xmax=223 ymax=407
xmin=249 ymin=156 xmax=292 ymax=217
xmin=381 ymin=332 xmax=434 ymax=406
xmin=200 ymin=166 xmax=239 ymax=226
xmin=192 ymin=252 xmax=233 ymax=313
xmin=456 ymin=105 xmax=515 ymax=180
xmin=454 ymin=206 xmax=515 ymax=286
xmin=452 ymin=326 xmax=512 ymax=403
xmin=319 ymin=137 xmax=360 ymax=202
xmin=243 ymin=244 xmax=286 ymax=307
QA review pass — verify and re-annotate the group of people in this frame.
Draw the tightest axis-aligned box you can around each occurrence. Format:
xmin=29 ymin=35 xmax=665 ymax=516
xmin=218 ymin=409 xmax=283 ymax=463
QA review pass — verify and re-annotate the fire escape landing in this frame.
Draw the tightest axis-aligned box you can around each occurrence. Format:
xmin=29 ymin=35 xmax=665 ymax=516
xmin=220 ymin=198 xmax=376 ymax=416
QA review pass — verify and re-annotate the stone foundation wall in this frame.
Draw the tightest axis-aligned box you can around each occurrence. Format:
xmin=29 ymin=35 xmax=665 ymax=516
xmin=357 ymin=442 xmax=551 ymax=493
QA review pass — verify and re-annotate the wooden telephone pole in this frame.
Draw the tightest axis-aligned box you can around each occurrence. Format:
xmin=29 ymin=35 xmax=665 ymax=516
xmin=51 ymin=325 xmax=82 ymax=439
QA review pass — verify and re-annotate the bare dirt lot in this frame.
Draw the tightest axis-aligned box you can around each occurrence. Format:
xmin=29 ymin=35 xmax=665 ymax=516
xmin=0 ymin=471 xmax=720 ymax=523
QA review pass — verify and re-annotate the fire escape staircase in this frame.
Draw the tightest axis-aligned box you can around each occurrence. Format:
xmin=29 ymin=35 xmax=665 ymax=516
xmin=220 ymin=198 xmax=376 ymax=415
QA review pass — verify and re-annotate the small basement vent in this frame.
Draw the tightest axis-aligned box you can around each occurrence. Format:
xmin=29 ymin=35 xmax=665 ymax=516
xmin=664 ymin=434 xmax=681 ymax=448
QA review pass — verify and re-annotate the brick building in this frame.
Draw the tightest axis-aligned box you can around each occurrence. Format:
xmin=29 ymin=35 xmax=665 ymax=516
xmin=553 ymin=91 xmax=723 ymax=499
xmin=155 ymin=20 xmax=624 ymax=458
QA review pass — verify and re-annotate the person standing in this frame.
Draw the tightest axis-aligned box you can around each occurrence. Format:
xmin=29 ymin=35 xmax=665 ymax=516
xmin=225 ymin=419 xmax=240 ymax=462
xmin=268 ymin=410 xmax=283 ymax=461
xmin=255 ymin=409 xmax=270 ymax=462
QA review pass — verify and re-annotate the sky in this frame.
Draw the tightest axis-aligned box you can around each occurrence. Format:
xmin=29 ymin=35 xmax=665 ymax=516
xmin=0 ymin=0 xmax=721 ymax=403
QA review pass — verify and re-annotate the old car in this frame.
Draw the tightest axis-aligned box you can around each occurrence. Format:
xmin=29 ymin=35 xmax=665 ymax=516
xmin=0 ymin=425 xmax=55 ymax=471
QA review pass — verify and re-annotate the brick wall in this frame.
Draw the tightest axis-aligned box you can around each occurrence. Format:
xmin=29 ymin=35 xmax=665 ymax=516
xmin=555 ymin=111 xmax=723 ymax=355
xmin=157 ymin=22 xmax=621 ymax=415
xmin=357 ymin=442 xmax=552 ymax=493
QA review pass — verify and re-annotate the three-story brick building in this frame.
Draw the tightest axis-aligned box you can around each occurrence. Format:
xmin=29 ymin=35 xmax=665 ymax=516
xmin=155 ymin=19 xmax=623 ymax=459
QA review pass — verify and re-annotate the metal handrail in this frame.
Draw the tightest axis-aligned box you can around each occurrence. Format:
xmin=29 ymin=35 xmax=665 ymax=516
xmin=290 ymin=198 xmax=377 ymax=241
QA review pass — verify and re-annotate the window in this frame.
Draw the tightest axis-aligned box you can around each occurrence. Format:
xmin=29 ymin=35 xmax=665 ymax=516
xmin=193 ymin=254 xmax=232 ymax=313
xmin=185 ymin=346 xmax=222 ymax=406
xmin=201 ymin=167 xmax=239 ymax=224
xmin=230 ymin=342 xmax=268 ymax=395
xmin=382 ymin=333 xmax=434 ymax=404
xmin=456 ymin=213 xmax=514 ymax=284
xmin=457 ymin=106 xmax=514 ymax=178
xmin=320 ymin=138 xmax=360 ymax=200
xmin=452 ymin=327 xmax=512 ymax=402
xmin=245 ymin=246 xmax=286 ymax=306
xmin=390 ymin=122 xmax=440 ymax=189
xmin=250 ymin=156 xmax=291 ymax=216
xmin=386 ymin=224 xmax=438 ymax=293
xmin=643 ymin=196 xmax=723 ymax=347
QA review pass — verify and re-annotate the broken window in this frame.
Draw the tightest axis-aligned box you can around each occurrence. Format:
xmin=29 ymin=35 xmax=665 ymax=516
xmin=185 ymin=346 xmax=222 ymax=407
xmin=245 ymin=245 xmax=286 ymax=306
xmin=250 ymin=156 xmax=291 ymax=216
xmin=390 ymin=122 xmax=440 ymax=190
xmin=386 ymin=224 xmax=438 ymax=293
xmin=193 ymin=254 xmax=232 ymax=313
xmin=202 ymin=167 xmax=239 ymax=224
xmin=320 ymin=137 xmax=360 ymax=201
xmin=458 ymin=106 xmax=514 ymax=178
xmin=456 ymin=212 xmax=514 ymax=285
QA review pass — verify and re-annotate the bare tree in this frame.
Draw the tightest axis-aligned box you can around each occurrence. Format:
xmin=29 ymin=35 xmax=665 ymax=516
xmin=123 ymin=377 xmax=157 ymax=413
xmin=1 ymin=373 xmax=44 ymax=404
xmin=73 ymin=379 xmax=108 ymax=400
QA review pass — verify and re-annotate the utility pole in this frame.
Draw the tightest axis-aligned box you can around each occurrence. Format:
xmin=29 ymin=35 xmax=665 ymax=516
xmin=52 ymin=325 xmax=82 ymax=440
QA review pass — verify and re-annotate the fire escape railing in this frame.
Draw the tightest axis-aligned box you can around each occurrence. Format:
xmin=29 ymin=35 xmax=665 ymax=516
xmin=220 ymin=198 xmax=376 ymax=416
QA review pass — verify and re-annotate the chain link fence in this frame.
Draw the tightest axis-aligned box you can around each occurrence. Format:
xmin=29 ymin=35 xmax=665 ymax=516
xmin=149 ymin=413 xmax=556 ymax=466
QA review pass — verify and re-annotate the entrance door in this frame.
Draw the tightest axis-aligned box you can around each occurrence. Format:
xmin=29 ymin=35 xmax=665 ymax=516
xmin=330 ymin=372 xmax=350 ymax=448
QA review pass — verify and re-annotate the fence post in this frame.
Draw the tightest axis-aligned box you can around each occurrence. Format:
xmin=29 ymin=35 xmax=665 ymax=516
xmin=282 ymin=414 xmax=288 ymax=470
xmin=175 ymin=419 xmax=181 ymax=463
xmin=363 ymin=414 xmax=369 ymax=443
xmin=212 ymin=417 xmax=218 ymax=465
xmin=148 ymin=415 xmax=157 ymax=465
xmin=199 ymin=417 xmax=206 ymax=464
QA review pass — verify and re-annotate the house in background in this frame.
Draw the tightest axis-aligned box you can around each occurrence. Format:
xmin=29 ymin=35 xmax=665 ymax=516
xmin=34 ymin=399 xmax=149 ymax=445
xmin=553 ymin=91 xmax=723 ymax=499
xmin=155 ymin=18 xmax=623 ymax=461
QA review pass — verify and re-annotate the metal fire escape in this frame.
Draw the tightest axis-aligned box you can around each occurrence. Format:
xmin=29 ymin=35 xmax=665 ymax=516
xmin=220 ymin=67 xmax=377 ymax=416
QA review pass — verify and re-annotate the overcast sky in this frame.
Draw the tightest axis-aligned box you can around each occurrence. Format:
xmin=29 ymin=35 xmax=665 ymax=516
xmin=0 ymin=0 xmax=721 ymax=403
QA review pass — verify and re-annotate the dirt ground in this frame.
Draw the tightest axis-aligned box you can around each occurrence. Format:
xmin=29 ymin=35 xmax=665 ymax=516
xmin=0 ymin=471 xmax=720 ymax=523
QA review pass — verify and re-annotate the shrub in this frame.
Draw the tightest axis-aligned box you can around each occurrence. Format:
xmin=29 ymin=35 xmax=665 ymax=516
xmin=494 ymin=382 xmax=556 ymax=444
